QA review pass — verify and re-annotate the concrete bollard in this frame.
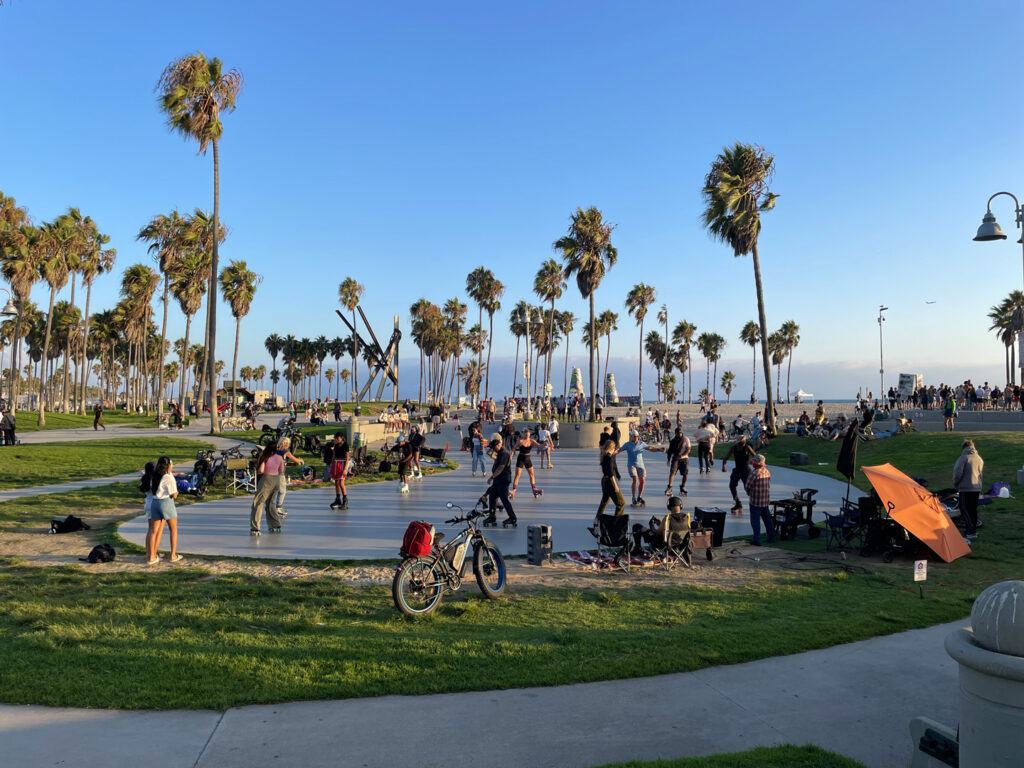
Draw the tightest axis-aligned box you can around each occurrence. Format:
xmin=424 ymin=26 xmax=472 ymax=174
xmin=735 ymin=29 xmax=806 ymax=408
xmin=943 ymin=581 xmax=1024 ymax=767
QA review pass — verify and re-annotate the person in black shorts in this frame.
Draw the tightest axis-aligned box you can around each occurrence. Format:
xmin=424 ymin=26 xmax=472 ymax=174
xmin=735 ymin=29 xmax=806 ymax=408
xmin=721 ymin=435 xmax=757 ymax=513
xmin=511 ymin=431 xmax=541 ymax=497
xmin=485 ymin=434 xmax=516 ymax=527
xmin=408 ymin=425 xmax=425 ymax=480
xmin=665 ymin=428 xmax=691 ymax=496
xmin=395 ymin=434 xmax=413 ymax=493
xmin=328 ymin=432 xmax=350 ymax=510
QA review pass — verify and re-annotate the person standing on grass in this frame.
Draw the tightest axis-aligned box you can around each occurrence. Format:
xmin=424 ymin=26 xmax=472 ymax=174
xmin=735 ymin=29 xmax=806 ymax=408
xmin=93 ymin=402 xmax=105 ymax=431
xmin=744 ymin=454 xmax=775 ymax=546
xmin=721 ymin=435 xmax=757 ymax=514
xmin=146 ymin=455 xmax=183 ymax=563
xmin=953 ymin=439 xmax=983 ymax=539
xmin=665 ymin=427 xmax=691 ymax=496
xmin=0 ymin=409 xmax=15 ymax=445
xmin=273 ymin=437 xmax=303 ymax=520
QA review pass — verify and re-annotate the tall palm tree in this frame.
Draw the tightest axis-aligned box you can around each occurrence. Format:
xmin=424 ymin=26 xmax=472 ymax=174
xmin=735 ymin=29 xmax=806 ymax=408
xmin=443 ymin=298 xmax=467 ymax=402
xmin=479 ymin=276 xmax=504 ymax=400
xmin=697 ymin=332 xmax=713 ymax=397
xmin=138 ymin=209 xmax=185 ymax=415
xmin=170 ymin=250 xmax=210 ymax=408
xmin=465 ymin=267 xmax=490 ymax=402
xmin=556 ymin=310 xmax=576 ymax=399
xmin=313 ymin=336 xmax=330 ymax=400
xmin=533 ymin=259 xmax=566 ymax=391
xmin=508 ymin=301 xmax=528 ymax=394
xmin=989 ymin=291 xmax=1024 ymax=384
xmin=409 ymin=297 xmax=431 ymax=405
xmin=329 ymin=336 xmax=346 ymax=400
xmin=780 ymin=320 xmax=800 ymax=403
xmin=672 ymin=320 xmax=697 ymax=404
xmin=707 ymin=333 xmax=726 ymax=399
xmin=0 ymin=195 xmax=37 ymax=413
xmin=120 ymin=264 xmax=159 ymax=412
xmin=264 ymin=333 xmax=283 ymax=401
xmin=338 ymin=276 xmax=364 ymax=407
xmin=702 ymin=142 xmax=779 ymax=433
xmin=597 ymin=309 xmax=618 ymax=395
xmin=625 ymin=283 xmax=656 ymax=406
xmin=35 ymin=218 xmax=74 ymax=425
xmin=76 ymin=222 xmax=115 ymax=414
xmin=656 ymin=304 xmax=669 ymax=383
xmin=739 ymin=320 xmax=761 ymax=403
xmin=768 ymin=330 xmax=786 ymax=400
xmin=158 ymin=52 xmax=243 ymax=432
xmin=555 ymin=207 xmax=617 ymax=420
xmin=219 ymin=260 xmax=262 ymax=415
xmin=645 ymin=330 xmax=665 ymax=401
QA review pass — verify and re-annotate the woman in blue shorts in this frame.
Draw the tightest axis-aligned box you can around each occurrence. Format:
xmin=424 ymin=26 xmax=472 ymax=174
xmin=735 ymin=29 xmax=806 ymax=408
xmin=146 ymin=455 xmax=183 ymax=565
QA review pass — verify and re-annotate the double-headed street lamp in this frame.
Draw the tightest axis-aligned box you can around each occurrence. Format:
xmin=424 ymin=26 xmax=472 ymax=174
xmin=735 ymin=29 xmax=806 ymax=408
xmin=973 ymin=192 xmax=1024 ymax=360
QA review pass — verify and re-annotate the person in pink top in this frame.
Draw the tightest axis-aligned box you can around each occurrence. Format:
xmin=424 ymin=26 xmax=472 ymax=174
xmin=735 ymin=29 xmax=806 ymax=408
xmin=250 ymin=442 xmax=284 ymax=535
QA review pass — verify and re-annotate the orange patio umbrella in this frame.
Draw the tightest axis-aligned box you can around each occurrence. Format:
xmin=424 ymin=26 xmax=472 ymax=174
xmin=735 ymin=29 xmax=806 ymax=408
xmin=861 ymin=462 xmax=971 ymax=563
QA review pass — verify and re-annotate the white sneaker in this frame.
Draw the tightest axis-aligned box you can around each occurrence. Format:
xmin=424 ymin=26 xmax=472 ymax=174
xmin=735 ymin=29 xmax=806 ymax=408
xmin=401 ymin=483 xmax=410 ymax=493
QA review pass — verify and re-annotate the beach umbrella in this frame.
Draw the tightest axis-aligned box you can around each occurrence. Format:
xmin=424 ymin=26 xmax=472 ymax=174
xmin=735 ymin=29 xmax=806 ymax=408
xmin=861 ymin=463 xmax=971 ymax=563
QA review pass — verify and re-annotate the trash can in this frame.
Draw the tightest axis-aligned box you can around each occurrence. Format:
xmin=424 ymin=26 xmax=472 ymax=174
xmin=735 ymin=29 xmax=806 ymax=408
xmin=694 ymin=507 xmax=726 ymax=548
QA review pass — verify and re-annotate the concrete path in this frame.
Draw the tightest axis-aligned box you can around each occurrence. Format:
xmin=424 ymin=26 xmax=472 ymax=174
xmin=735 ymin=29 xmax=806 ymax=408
xmin=117 ymin=443 xmax=853 ymax=559
xmin=0 ymin=618 xmax=965 ymax=768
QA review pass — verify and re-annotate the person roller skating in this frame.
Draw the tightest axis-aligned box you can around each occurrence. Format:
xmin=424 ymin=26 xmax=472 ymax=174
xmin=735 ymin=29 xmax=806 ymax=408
xmin=327 ymin=431 xmax=350 ymax=510
xmin=619 ymin=428 xmax=664 ymax=508
xmin=395 ymin=434 xmax=413 ymax=493
xmin=510 ymin=430 xmax=541 ymax=500
xmin=484 ymin=433 xmax=516 ymax=527
xmin=665 ymin=427 xmax=690 ymax=497
xmin=721 ymin=434 xmax=756 ymax=514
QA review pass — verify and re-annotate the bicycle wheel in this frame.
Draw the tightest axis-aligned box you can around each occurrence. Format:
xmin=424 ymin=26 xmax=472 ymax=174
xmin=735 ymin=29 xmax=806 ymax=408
xmin=392 ymin=558 xmax=444 ymax=616
xmin=473 ymin=542 xmax=506 ymax=599
xmin=260 ymin=433 xmax=276 ymax=447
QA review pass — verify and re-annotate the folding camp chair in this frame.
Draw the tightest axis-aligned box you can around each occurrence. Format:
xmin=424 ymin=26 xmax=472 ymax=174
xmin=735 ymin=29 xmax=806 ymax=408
xmin=824 ymin=511 xmax=860 ymax=552
xmin=592 ymin=514 xmax=631 ymax=572
xmin=226 ymin=458 xmax=256 ymax=494
xmin=651 ymin=512 xmax=692 ymax=570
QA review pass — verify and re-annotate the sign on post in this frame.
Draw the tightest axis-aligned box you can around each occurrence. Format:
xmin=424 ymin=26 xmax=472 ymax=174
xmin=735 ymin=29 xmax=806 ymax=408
xmin=913 ymin=559 xmax=927 ymax=582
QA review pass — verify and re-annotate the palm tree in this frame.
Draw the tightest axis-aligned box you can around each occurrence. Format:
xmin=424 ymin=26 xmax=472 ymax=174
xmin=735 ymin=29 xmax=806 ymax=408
xmin=644 ymin=330 xmax=665 ymax=402
xmin=739 ymin=320 xmax=761 ymax=402
xmin=158 ymin=52 xmax=243 ymax=432
xmin=0 ymin=195 xmax=37 ymax=413
xmin=780 ymin=320 xmax=800 ymax=403
xmin=768 ymin=330 xmax=786 ymax=400
xmin=533 ymin=259 xmax=566 ymax=391
xmin=138 ymin=209 xmax=185 ymax=416
xmin=76 ymin=222 xmax=115 ymax=414
xmin=459 ymin=359 xmax=485 ymax=400
xmin=264 ymin=334 xmax=283 ymax=402
xmin=721 ymin=371 xmax=736 ymax=403
xmin=479 ymin=275 xmax=504 ymax=400
xmin=555 ymin=207 xmax=617 ymax=420
xmin=329 ymin=336 xmax=346 ymax=400
xmin=556 ymin=310 xmax=576 ymax=399
xmin=989 ymin=291 xmax=1024 ymax=384
xmin=625 ymin=283 xmax=656 ymax=407
xmin=35 ymin=218 xmax=74 ymax=425
xmin=507 ymin=301 xmax=528 ymax=395
xmin=656 ymin=304 xmax=669 ymax=383
xmin=219 ymin=260 xmax=262 ymax=415
xmin=597 ymin=309 xmax=618 ymax=395
xmin=672 ymin=320 xmax=697 ymax=403
xmin=340 ymin=368 xmax=350 ymax=400
xmin=465 ymin=267 xmax=491 ymax=402
xmin=170 ymin=250 xmax=210 ymax=408
xmin=338 ymin=276 xmax=364 ymax=406
xmin=409 ymin=298 xmax=431 ymax=404
xmin=697 ymin=332 xmax=713 ymax=398
xmin=702 ymin=142 xmax=779 ymax=433
xmin=707 ymin=333 xmax=726 ymax=400
xmin=120 ymin=264 xmax=159 ymax=412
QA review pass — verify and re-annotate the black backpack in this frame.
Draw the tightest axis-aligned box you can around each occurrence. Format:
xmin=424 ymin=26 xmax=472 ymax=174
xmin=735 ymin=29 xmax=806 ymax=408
xmin=81 ymin=544 xmax=116 ymax=563
xmin=49 ymin=515 xmax=90 ymax=534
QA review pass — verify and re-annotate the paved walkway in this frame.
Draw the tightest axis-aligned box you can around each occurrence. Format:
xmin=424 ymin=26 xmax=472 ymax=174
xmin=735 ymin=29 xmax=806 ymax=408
xmin=0 ymin=618 xmax=964 ymax=768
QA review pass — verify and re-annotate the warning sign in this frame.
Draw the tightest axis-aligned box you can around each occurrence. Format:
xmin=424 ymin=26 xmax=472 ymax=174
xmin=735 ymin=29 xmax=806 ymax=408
xmin=913 ymin=559 xmax=927 ymax=582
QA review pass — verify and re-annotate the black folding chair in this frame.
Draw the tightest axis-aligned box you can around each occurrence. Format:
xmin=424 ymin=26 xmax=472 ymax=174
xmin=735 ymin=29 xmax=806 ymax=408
xmin=592 ymin=514 xmax=631 ymax=572
xmin=651 ymin=512 xmax=692 ymax=570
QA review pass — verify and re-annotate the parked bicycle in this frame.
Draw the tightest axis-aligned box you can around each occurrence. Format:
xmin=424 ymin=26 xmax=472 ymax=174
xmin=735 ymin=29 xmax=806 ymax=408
xmin=392 ymin=500 xmax=506 ymax=617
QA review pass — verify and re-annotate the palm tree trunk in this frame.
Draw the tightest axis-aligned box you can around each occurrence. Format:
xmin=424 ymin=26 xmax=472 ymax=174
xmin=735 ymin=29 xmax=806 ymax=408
xmin=352 ymin=310 xmax=359 ymax=407
xmin=62 ymin=274 xmax=76 ymax=413
xmin=547 ymin=298 xmax=556 ymax=390
xmin=637 ymin=320 xmax=644 ymax=407
xmin=511 ymin=335 xmax=520 ymax=396
xmin=207 ymin=139 xmax=221 ymax=434
xmin=563 ymin=330 xmax=570 ymax=400
xmin=485 ymin=312 xmax=494 ymax=401
xmin=196 ymin=316 xmax=210 ymax=416
xmin=713 ymin=361 xmax=718 ymax=400
xmin=687 ymin=351 xmax=693 ymax=404
xmin=786 ymin=348 xmax=794 ymax=404
xmin=752 ymin=244 xmax=777 ymax=433
xmin=604 ymin=334 xmax=611 ymax=398
xmin=78 ymin=280 xmax=94 ymax=414
xmin=10 ymin=301 xmax=24 ymax=415
xmin=179 ymin=315 xmax=192 ymax=412
xmin=751 ymin=345 xmax=757 ymax=401
xmin=588 ymin=297 xmax=596 ymax=421
xmin=156 ymin=277 xmax=169 ymax=416
xmin=37 ymin=287 xmax=57 ymax=426
xmin=231 ymin=316 xmax=241 ymax=416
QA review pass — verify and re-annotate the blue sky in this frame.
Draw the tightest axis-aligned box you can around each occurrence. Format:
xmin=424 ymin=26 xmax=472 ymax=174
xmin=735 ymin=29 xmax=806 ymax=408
xmin=3 ymin=1 xmax=1024 ymax=401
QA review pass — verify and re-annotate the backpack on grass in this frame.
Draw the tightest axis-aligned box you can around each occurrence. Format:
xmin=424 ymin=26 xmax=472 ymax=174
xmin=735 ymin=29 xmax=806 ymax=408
xmin=81 ymin=544 xmax=116 ymax=563
xmin=49 ymin=515 xmax=90 ymax=534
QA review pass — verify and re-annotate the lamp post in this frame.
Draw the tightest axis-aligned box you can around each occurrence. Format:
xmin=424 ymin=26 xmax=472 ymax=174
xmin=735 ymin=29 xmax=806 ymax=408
xmin=877 ymin=305 xmax=888 ymax=403
xmin=973 ymin=192 xmax=1024 ymax=379
xmin=524 ymin=306 xmax=533 ymax=420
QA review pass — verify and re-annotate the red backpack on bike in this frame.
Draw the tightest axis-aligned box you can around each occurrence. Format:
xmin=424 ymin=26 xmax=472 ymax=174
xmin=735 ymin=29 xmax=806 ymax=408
xmin=401 ymin=521 xmax=435 ymax=558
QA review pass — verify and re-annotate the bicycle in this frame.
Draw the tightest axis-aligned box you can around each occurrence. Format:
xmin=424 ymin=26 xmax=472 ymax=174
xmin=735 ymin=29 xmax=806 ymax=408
xmin=392 ymin=500 xmax=507 ymax=617
xmin=220 ymin=415 xmax=249 ymax=432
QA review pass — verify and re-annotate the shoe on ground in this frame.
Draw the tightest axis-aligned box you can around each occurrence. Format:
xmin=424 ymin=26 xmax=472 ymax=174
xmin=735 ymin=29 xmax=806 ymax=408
xmin=250 ymin=530 xmax=261 ymax=536
xmin=401 ymin=483 xmax=410 ymax=493
xmin=269 ymin=527 xmax=282 ymax=533
xmin=750 ymin=540 xmax=761 ymax=546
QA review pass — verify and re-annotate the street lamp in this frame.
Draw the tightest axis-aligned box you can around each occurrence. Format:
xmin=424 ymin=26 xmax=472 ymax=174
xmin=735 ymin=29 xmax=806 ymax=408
xmin=0 ymin=287 xmax=16 ymax=408
xmin=974 ymin=192 xmax=1024 ymax=372
xmin=877 ymin=305 xmax=888 ymax=402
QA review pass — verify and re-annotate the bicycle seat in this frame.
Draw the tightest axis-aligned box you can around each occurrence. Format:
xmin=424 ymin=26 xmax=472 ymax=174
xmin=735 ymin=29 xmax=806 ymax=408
xmin=434 ymin=532 xmax=446 ymax=546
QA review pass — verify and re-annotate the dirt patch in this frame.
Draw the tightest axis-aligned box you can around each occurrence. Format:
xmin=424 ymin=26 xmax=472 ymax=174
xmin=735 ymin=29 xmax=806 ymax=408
xmin=0 ymin=512 xmax=850 ymax=590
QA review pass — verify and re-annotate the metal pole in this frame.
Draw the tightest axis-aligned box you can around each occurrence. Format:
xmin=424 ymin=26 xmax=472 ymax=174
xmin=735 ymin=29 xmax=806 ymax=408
xmin=878 ymin=306 xmax=886 ymax=404
xmin=525 ymin=307 xmax=532 ymax=420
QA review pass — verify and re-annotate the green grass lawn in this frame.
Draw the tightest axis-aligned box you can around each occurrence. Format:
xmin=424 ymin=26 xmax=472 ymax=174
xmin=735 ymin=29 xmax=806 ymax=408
xmin=0 ymin=430 xmax=1017 ymax=711
xmin=596 ymin=745 xmax=865 ymax=768
xmin=0 ymin=438 xmax=214 ymax=491
xmin=15 ymin=410 xmax=157 ymax=432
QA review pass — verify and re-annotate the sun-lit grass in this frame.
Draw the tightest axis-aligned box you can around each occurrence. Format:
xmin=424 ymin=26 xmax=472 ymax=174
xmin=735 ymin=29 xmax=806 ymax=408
xmin=16 ymin=411 xmax=157 ymax=432
xmin=0 ymin=438 xmax=213 ymax=490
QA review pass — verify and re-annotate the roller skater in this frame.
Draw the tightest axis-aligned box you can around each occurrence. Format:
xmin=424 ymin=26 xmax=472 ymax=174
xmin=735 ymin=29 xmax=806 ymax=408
xmin=395 ymin=434 xmax=413 ymax=493
xmin=665 ymin=427 xmax=690 ymax=496
xmin=721 ymin=434 xmax=756 ymax=514
xmin=327 ymin=431 xmax=350 ymax=510
xmin=510 ymin=430 xmax=541 ymax=500
xmin=485 ymin=433 xmax=516 ymax=527
xmin=620 ymin=428 xmax=664 ymax=509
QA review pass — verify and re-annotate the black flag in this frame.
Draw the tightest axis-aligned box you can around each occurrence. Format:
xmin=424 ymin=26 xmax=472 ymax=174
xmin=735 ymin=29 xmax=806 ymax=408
xmin=836 ymin=417 xmax=859 ymax=481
